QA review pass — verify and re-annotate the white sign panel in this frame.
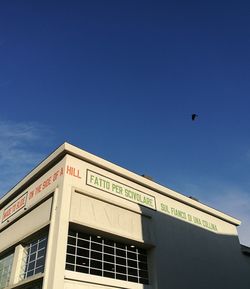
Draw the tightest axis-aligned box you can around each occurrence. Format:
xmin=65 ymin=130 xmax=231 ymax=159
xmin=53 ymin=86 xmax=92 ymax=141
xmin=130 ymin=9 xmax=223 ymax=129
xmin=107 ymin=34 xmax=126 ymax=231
xmin=86 ymin=170 xmax=156 ymax=210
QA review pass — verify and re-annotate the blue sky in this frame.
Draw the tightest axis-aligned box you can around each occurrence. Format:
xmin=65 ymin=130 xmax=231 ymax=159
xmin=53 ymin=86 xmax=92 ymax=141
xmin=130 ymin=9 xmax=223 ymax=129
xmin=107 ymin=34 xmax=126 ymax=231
xmin=0 ymin=0 xmax=250 ymax=245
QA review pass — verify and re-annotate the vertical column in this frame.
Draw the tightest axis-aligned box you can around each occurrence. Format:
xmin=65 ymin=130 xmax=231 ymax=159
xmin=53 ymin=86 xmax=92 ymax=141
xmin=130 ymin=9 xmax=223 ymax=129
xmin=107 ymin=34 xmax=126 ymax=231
xmin=9 ymin=244 xmax=25 ymax=285
xmin=43 ymin=158 xmax=73 ymax=289
xmin=136 ymin=248 xmax=139 ymax=283
xmin=125 ymin=245 xmax=128 ymax=281
xmin=42 ymin=187 xmax=59 ymax=289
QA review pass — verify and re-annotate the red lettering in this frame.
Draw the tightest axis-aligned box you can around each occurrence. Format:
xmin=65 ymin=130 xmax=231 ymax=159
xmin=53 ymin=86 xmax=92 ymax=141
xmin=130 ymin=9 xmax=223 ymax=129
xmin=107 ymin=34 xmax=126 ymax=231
xmin=42 ymin=176 xmax=52 ymax=189
xmin=60 ymin=167 xmax=63 ymax=176
xmin=53 ymin=171 xmax=59 ymax=181
xmin=29 ymin=190 xmax=34 ymax=200
xmin=35 ymin=184 xmax=42 ymax=195
xmin=2 ymin=194 xmax=27 ymax=222
xmin=3 ymin=208 xmax=11 ymax=219
xmin=66 ymin=166 xmax=81 ymax=179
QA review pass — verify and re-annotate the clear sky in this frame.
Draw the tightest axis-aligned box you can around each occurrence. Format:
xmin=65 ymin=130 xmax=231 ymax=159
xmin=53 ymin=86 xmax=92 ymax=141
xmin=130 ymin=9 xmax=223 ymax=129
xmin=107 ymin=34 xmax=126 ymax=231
xmin=0 ymin=0 xmax=250 ymax=246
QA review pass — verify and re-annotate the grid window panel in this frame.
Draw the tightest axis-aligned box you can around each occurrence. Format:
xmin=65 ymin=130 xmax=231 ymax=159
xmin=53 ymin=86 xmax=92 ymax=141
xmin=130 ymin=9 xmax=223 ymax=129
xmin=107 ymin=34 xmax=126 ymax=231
xmin=76 ymin=265 xmax=88 ymax=274
xmin=104 ymin=271 xmax=114 ymax=278
xmin=0 ymin=252 xmax=14 ymax=289
xmin=66 ymin=229 xmax=149 ymax=284
xmin=20 ymin=236 xmax=48 ymax=280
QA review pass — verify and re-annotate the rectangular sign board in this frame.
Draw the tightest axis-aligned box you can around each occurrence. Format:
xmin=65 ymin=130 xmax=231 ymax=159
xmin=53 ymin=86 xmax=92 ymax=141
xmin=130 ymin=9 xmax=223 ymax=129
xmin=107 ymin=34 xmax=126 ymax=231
xmin=86 ymin=170 xmax=156 ymax=210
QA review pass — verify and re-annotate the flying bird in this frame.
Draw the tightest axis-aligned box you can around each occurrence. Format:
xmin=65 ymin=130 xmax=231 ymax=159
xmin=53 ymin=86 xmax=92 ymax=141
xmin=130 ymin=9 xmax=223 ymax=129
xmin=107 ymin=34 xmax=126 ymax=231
xmin=192 ymin=114 xmax=198 ymax=121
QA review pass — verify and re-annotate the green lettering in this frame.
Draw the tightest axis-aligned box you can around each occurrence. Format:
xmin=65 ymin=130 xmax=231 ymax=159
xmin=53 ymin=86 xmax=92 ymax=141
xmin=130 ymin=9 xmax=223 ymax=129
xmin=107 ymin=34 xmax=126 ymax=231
xmin=161 ymin=203 xmax=170 ymax=214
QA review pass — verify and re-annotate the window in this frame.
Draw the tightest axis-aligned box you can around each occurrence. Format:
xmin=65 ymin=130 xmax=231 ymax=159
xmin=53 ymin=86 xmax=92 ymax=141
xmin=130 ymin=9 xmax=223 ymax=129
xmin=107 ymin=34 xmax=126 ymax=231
xmin=20 ymin=235 xmax=47 ymax=280
xmin=66 ymin=229 xmax=149 ymax=284
xmin=0 ymin=252 xmax=14 ymax=289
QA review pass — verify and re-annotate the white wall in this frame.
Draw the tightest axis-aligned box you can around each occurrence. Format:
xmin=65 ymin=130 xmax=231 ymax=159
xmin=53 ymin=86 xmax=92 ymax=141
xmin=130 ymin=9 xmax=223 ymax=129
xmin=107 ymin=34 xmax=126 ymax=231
xmin=0 ymin=197 xmax=52 ymax=253
xmin=62 ymin=155 xmax=250 ymax=289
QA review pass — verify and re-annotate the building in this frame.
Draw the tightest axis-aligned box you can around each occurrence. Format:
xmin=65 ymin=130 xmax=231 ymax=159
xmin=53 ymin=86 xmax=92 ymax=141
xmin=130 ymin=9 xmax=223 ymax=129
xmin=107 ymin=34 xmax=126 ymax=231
xmin=0 ymin=143 xmax=249 ymax=289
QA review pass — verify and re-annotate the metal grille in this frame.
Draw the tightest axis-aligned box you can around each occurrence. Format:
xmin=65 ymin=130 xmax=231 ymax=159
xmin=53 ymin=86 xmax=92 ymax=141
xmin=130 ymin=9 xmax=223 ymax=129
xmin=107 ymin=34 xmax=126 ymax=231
xmin=0 ymin=252 xmax=14 ymax=289
xmin=21 ymin=236 xmax=47 ymax=280
xmin=66 ymin=229 xmax=149 ymax=284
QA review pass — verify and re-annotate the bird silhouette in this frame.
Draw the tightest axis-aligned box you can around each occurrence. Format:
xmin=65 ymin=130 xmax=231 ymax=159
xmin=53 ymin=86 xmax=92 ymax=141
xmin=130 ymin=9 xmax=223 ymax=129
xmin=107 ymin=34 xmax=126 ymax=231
xmin=192 ymin=114 xmax=198 ymax=121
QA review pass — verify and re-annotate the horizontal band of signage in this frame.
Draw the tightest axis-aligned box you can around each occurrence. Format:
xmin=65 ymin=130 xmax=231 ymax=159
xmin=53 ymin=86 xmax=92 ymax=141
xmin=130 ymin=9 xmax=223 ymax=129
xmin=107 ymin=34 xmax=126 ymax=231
xmin=2 ymin=192 xmax=28 ymax=223
xmin=86 ymin=170 xmax=156 ymax=210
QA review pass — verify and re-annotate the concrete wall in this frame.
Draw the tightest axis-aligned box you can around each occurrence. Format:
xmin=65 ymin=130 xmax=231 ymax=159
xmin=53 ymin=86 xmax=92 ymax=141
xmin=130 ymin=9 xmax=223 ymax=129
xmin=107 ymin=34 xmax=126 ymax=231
xmin=69 ymin=191 xmax=153 ymax=245
xmin=153 ymin=210 xmax=249 ymax=289
xmin=1 ymin=149 xmax=249 ymax=289
xmin=0 ymin=158 xmax=66 ymax=289
xmin=0 ymin=197 xmax=52 ymax=253
xmin=61 ymin=155 xmax=250 ymax=289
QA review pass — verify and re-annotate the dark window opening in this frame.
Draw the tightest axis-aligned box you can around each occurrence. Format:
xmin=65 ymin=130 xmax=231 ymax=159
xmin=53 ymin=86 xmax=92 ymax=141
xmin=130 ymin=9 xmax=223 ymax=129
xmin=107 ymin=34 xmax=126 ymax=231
xmin=65 ymin=229 xmax=149 ymax=284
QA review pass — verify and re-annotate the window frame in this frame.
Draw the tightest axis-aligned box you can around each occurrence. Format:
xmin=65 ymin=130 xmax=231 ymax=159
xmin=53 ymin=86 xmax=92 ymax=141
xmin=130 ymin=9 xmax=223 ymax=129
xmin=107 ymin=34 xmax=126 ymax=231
xmin=20 ymin=235 xmax=48 ymax=280
xmin=65 ymin=229 xmax=149 ymax=285
xmin=0 ymin=251 xmax=14 ymax=289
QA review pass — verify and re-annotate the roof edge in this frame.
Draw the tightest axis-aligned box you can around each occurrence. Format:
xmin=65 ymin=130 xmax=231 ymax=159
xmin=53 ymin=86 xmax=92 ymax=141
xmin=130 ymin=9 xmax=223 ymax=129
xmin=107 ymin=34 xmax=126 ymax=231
xmin=0 ymin=142 xmax=241 ymax=226
xmin=0 ymin=143 xmax=67 ymax=206
xmin=64 ymin=143 xmax=241 ymax=226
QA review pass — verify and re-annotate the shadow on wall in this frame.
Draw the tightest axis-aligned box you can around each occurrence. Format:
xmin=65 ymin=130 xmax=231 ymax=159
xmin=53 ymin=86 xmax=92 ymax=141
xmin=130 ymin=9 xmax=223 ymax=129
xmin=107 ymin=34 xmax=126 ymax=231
xmin=139 ymin=205 xmax=250 ymax=289
xmin=67 ymin=189 xmax=249 ymax=289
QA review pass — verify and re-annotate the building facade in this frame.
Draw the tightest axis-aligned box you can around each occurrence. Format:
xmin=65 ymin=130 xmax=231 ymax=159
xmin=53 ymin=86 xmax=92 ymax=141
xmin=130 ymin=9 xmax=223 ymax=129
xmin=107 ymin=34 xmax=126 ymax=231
xmin=0 ymin=143 xmax=249 ymax=289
